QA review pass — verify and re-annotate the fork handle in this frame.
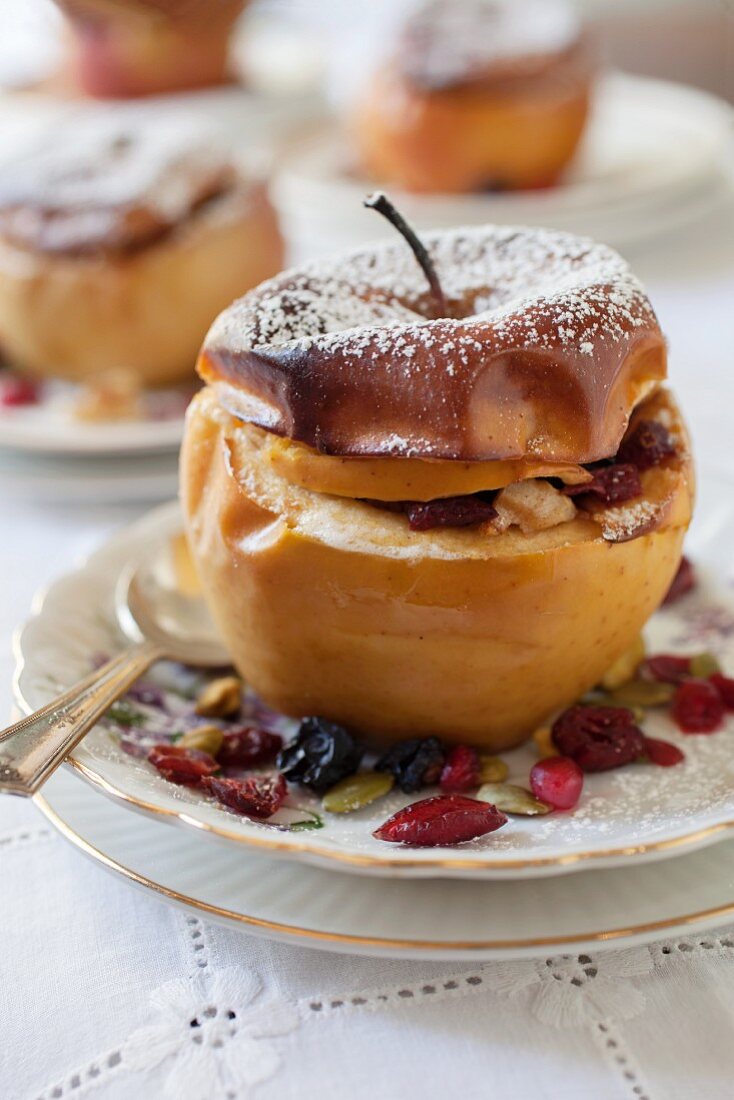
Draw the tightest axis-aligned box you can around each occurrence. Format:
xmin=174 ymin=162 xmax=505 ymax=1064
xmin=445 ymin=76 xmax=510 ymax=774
xmin=0 ymin=639 xmax=165 ymax=797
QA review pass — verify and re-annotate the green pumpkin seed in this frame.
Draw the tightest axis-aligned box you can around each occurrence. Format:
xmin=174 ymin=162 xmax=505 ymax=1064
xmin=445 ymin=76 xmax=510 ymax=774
xmin=476 ymin=783 xmax=552 ymax=816
xmin=600 ymin=636 xmax=646 ymax=690
xmin=478 ymin=754 xmax=509 ymax=783
xmin=609 ymin=680 xmax=675 ymax=708
xmin=322 ymin=772 xmax=394 ymax=813
xmin=690 ymin=652 xmax=722 ymax=678
xmin=180 ymin=725 xmax=224 ymax=756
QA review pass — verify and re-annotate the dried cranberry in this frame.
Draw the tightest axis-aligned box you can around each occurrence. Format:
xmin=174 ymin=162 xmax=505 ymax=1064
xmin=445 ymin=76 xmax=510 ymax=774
xmin=710 ymin=674 xmax=734 ymax=710
xmin=147 ymin=743 xmax=218 ymax=787
xmin=563 ymin=464 xmax=642 ymax=506
xmin=642 ymin=736 xmax=685 ymax=766
xmin=643 ymin=654 xmax=692 ymax=684
xmin=376 ymin=737 xmax=445 ymax=793
xmin=219 ymin=727 xmax=283 ymax=768
xmin=202 ymin=774 xmax=287 ymax=818
xmin=617 ymin=420 xmax=676 ymax=470
xmin=551 ymin=706 xmax=645 ymax=772
xmin=373 ymin=795 xmax=507 ymax=846
xmin=671 ymin=679 xmax=725 ymax=733
xmin=529 ymin=757 xmax=584 ymax=809
xmin=405 ymin=496 xmax=497 ymax=531
xmin=277 ymin=717 xmax=364 ymax=793
xmin=662 ymin=557 xmax=696 ymax=605
xmin=0 ymin=372 xmax=41 ymax=407
xmin=439 ymin=745 xmax=481 ymax=793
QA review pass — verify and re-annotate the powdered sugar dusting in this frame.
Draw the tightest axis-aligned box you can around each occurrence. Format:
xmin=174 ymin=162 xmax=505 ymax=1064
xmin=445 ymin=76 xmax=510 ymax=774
xmin=208 ymin=223 xmax=655 ymax=367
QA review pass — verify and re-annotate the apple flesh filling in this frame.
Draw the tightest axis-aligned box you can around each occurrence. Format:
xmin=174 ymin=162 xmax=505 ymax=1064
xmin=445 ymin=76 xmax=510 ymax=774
xmin=181 ymin=385 xmax=693 ymax=750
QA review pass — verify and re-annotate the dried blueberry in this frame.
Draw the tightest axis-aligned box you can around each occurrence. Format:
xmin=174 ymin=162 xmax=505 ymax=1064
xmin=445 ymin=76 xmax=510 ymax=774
xmin=376 ymin=737 xmax=445 ymax=793
xmin=276 ymin=717 xmax=364 ymax=793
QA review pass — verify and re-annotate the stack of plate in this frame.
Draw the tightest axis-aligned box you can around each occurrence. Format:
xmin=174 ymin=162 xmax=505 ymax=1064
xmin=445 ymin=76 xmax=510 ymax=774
xmin=14 ymin=472 xmax=734 ymax=960
xmin=275 ymin=73 xmax=734 ymax=264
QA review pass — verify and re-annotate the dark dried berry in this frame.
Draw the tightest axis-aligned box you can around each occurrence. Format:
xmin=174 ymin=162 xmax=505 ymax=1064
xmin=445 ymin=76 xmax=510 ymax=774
xmin=202 ymin=774 xmax=287 ymax=818
xmin=218 ymin=727 xmax=283 ymax=768
xmin=147 ymin=743 xmax=218 ymax=787
xmin=642 ymin=654 xmax=692 ymax=683
xmin=671 ymin=679 xmax=725 ymax=733
xmin=617 ymin=419 xmax=676 ymax=470
xmin=563 ymin=464 xmax=642 ymax=506
xmin=405 ymin=496 xmax=497 ymax=531
xmin=373 ymin=795 xmax=507 ymax=846
xmin=439 ymin=745 xmax=480 ymax=793
xmin=663 ymin=556 xmax=696 ymax=605
xmin=642 ymin=736 xmax=685 ymax=766
xmin=376 ymin=736 xmax=445 ymax=793
xmin=710 ymin=674 xmax=734 ymax=710
xmin=277 ymin=717 xmax=364 ymax=793
xmin=552 ymin=706 xmax=645 ymax=772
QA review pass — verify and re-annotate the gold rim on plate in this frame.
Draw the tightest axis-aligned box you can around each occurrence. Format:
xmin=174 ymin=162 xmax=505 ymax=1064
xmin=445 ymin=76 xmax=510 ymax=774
xmin=34 ymin=787 xmax=734 ymax=953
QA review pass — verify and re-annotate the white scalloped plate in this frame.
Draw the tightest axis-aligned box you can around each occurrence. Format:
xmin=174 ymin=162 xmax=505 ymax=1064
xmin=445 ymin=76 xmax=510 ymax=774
xmin=13 ymin=471 xmax=734 ymax=880
xmin=34 ymin=765 xmax=734 ymax=959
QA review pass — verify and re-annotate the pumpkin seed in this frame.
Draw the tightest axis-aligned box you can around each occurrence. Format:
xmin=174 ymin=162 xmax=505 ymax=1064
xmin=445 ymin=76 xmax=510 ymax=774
xmin=478 ymin=753 xmax=509 ymax=783
xmin=600 ymin=636 xmax=646 ymax=690
xmin=690 ymin=652 xmax=722 ymax=678
xmin=180 ymin=725 xmax=224 ymax=756
xmin=609 ymin=680 xmax=675 ymax=708
xmin=322 ymin=772 xmax=394 ymax=813
xmin=476 ymin=782 xmax=552 ymax=816
xmin=195 ymin=675 xmax=242 ymax=718
xmin=532 ymin=727 xmax=558 ymax=757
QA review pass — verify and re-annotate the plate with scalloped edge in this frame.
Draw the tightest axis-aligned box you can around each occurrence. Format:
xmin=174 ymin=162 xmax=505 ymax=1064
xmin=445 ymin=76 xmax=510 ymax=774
xmin=12 ymin=470 xmax=734 ymax=880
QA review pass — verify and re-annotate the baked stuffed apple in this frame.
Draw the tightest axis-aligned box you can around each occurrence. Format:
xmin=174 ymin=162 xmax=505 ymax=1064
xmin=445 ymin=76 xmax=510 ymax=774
xmin=0 ymin=120 xmax=283 ymax=386
xmin=55 ymin=0 xmax=245 ymax=98
xmin=181 ymin=204 xmax=693 ymax=751
xmin=350 ymin=0 xmax=593 ymax=193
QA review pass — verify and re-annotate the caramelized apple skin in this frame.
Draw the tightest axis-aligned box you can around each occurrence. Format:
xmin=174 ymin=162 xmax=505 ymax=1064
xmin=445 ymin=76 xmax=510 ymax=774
xmin=181 ymin=392 xmax=693 ymax=750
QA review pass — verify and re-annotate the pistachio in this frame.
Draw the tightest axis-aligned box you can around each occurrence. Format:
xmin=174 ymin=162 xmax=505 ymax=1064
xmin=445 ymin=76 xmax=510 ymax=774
xmin=322 ymin=772 xmax=394 ymax=813
xmin=532 ymin=726 xmax=558 ymax=757
xmin=195 ymin=675 xmax=242 ymax=718
xmin=600 ymin=636 xmax=646 ymax=690
xmin=609 ymin=680 xmax=675 ymax=708
xmin=179 ymin=725 xmax=224 ymax=757
xmin=476 ymin=782 xmax=552 ymax=816
xmin=690 ymin=652 xmax=722 ymax=678
xmin=478 ymin=753 xmax=509 ymax=783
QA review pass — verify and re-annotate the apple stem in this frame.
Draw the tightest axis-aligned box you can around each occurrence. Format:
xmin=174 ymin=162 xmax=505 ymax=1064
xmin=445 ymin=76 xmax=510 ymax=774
xmin=363 ymin=191 xmax=447 ymax=317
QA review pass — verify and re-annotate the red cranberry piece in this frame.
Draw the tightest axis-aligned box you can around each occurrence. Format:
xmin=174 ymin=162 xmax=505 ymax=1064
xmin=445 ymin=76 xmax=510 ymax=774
xmin=552 ymin=706 xmax=645 ymax=772
xmin=0 ymin=373 xmax=41 ymax=407
xmin=710 ymin=674 xmax=734 ymax=710
xmin=529 ymin=757 xmax=584 ymax=809
xmin=405 ymin=496 xmax=497 ymax=531
xmin=672 ymin=679 xmax=725 ymax=733
xmin=564 ymin=464 xmax=642 ymax=506
xmin=373 ymin=795 xmax=507 ymax=846
xmin=643 ymin=654 xmax=692 ymax=684
xmin=202 ymin=774 xmax=287 ymax=818
xmin=147 ymin=743 xmax=218 ymax=787
xmin=663 ymin=557 xmax=696 ymax=605
xmin=642 ymin=736 xmax=685 ymax=766
xmin=617 ymin=419 xmax=676 ymax=470
xmin=218 ymin=727 xmax=283 ymax=768
xmin=439 ymin=745 xmax=480 ymax=793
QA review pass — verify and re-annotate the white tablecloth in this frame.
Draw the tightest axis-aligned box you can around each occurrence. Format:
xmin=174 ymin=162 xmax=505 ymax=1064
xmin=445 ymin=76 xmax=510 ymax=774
xmin=3 ymin=199 xmax=734 ymax=1100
